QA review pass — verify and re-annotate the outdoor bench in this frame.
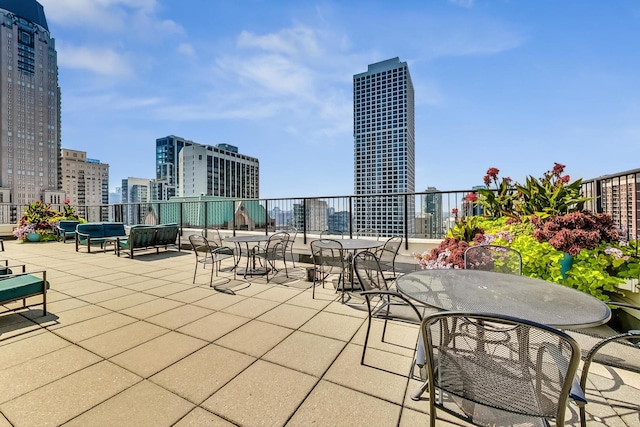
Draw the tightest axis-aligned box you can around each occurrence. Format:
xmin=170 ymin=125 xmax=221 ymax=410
xmin=75 ymin=222 xmax=127 ymax=253
xmin=116 ymin=223 xmax=181 ymax=259
xmin=0 ymin=270 xmax=48 ymax=316
xmin=56 ymin=220 xmax=80 ymax=243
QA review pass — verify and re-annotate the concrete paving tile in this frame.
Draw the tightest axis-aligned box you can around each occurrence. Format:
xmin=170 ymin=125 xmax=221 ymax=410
xmin=140 ymin=268 xmax=181 ymax=279
xmin=151 ymin=344 xmax=255 ymax=404
xmin=299 ymin=311 xmax=364 ymax=342
xmin=220 ymin=297 xmax=280 ymax=319
xmin=146 ymin=304 xmax=214 ymax=330
xmin=42 ymin=297 xmax=90 ymax=313
xmin=0 ymin=331 xmax=70 ymax=369
xmin=323 ymin=343 xmax=411 ymax=405
xmin=119 ymin=297 xmax=184 ymax=319
xmin=257 ymin=303 xmax=318 ymax=329
xmin=55 ymin=311 xmax=135 ymax=342
xmin=24 ymin=304 xmax=113 ymax=329
xmin=0 ymin=345 xmax=101 ymax=404
xmin=76 ymin=287 xmax=136 ymax=304
xmin=78 ymin=321 xmax=169 ymax=358
xmin=202 ymin=360 xmax=317 ymax=427
xmin=158 ymin=271 xmax=194 ymax=283
xmin=192 ymin=292 xmax=245 ymax=311
xmin=174 ymin=407 xmax=236 ymax=427
xmin=322 ymin=299 xmax=370 ymax=318
xmin=143 ymin=282 xmax=193 ymax=297
xmin=0 ymin=361 xmax=141 ymax=427
xmin=166 ymin=287 xmax=217 ymax=303
xmin=233 ymin=282 xmax=272 ymax=297
xmin=177 ymin=311 xmax=250 ymax=342
xmin=63 ymin=380 xmax=194 ymax=427
xmin=96 ymin=271 xmax=137 ymax=284
xmin=285 ymin=290 xmax=335 ymax=310
xmin=57 ymin=281 xmax=117 ymax=297
xmin=263 ymin=331 xmax=346 ymax=377
xmin=253 ymin=286 xmax=304 ymax=303
xmin=215 ymin=320 xmax=293 ymax=357
xmin=351 ymin=318 xmax=418 ymax=358
xmin=398 ymin=407 xmax=473 ymax=426
xmin=96 ymin=292 xmax=158 ymax=311
xmin=288 ymin=380 xmax=401 ymax=427
xmin=110 ymin=331 xmax=207 ymax=378
xmin=121 ymin=277 xmax=172 ymax=291
xmin=0 ymin=413 xmax=10 ymax=427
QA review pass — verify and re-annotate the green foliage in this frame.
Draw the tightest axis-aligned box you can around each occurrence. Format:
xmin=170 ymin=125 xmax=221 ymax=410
xmin=515 ymin=175 xmax=590 ymax=217
xmin=476 ymin=169 xmax=517 ymax=219
xmin=447 ymin=216 xmax=485 ymax=242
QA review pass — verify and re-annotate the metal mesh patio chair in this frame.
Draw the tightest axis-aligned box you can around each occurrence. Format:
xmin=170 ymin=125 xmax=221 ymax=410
xmin=354 ymin=251 xmax=435 ymax=365
xmin=201 ymin=228 xmax=225 ymax=247
xmin=375 ymin=236 xmax=403 ymax=280
xmin=310 ymin=239 xmax=347 ymax=300
xmin=189 ymin=234 xmax=236 ymax=287
xmin=464 ymin=244 xmax=523 ymax=275
xmin=421 ymin=311 xmax=583 ymax=427
xmin=276 ymin=226 xmax=298 ymax=267
xmin=253 ymin=231 xmax=289 ymax=283
xmin=569 ymin=302 xmax=640 ymax=427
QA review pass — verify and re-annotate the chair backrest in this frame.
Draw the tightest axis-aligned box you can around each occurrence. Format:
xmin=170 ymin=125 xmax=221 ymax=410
xmin=202 ymin=228 xmax=225 ymax=247
xmin=189 ymin=234 xmax=215 ymax=259
xmin=266 ymin=231 xmax=288 ymax=257
xmin=378 ymin=236 xmax=402 ymax=264
xmin=102 ymin=223 xmax=127 ymax=237
xmin=353 ymin=251 xmax=388 ymax=291
xmin=464 ymin=245 xmax=522 ymax=275
xmin=356 ymin=228 xmax=380 ymax=240
xmin=421 ymin=311 xmax=581 ymax=426
xmin=310 ymin=239 xmax=345 ymax=270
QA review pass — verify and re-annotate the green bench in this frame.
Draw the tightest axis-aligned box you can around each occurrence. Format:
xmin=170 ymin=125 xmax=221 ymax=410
xmin=0 ymin=271 xmax=48 ymax=316
xmin=75 ymin=223 xmax=127 ymax=253
xmin=116 ymin=224 xmax=181 ymax=259
xmin=56 ymin=220 xmax=80 ymax=243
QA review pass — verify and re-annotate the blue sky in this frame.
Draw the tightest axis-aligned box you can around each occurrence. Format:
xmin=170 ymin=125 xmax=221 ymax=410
xmin=38 ymin=0 xmax=640 ymax=198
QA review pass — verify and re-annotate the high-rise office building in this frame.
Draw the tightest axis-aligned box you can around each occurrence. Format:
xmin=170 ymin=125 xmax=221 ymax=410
xmin=0 ymin=0 xmax=61 ymax=208
xmin=156 ymin=135 xmax=259 ymax=200
xmin=353 ymin=57 xmax=415 ymax=237
xmin=121 ymin=177 xmax=151 ymax=224
xmin=61 ymin=149 xmax=109 ymax=207
xmin=421 ymin=186 xmax=443 ymax=238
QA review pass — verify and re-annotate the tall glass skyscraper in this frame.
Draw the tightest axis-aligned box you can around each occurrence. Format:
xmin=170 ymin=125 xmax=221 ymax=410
xmin=353 ymin=57 xmax=415 ymax=237
xmin=0 ymin=0 xmax=61 ymax=207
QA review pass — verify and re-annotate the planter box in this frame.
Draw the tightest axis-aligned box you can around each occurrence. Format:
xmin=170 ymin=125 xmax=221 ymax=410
xmin=616 ymin=278 xmax=639 ymax=293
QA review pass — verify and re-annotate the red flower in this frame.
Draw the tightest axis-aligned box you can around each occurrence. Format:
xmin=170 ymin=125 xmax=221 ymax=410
xmin=63 ymin=199 xmax=71 ymax=204
xmin=560 ymin=175 xmax=570 ymax=183
xmin=486 ymin=167 xmax=499 ymax=178
xmin=483 ymin=175 xmax=491 ymax=186
xmin=504 ymin=177 xmax=512 ymax=183
xmin=552 ymin=162 xmax=566 ymax=176
xmin=452 ymin=208 xmax=458 ymax=215
xmin=465 ymin=193 xmax=478 ymax=202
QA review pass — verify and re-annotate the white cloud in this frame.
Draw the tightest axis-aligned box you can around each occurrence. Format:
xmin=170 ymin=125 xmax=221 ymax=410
xmin=39 ymin=0 xmax=182 ymax=35
xmin=57 ymin=44 xmax=133 ymax=77
xmin=177 ymin=43 xmax=196 ymax=57
xmin=237 ymin=26 xmax=322 ymax=56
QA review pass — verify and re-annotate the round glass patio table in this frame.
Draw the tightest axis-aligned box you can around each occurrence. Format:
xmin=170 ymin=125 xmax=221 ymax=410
xmin=396 ymin=269 xmax=611 ymax=328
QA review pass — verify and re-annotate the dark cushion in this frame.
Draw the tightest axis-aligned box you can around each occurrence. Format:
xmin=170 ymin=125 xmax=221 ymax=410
xmin=0 ymin=275 xmax=46 ymax=303
xmin=102 ymin=223 xmax=126 ymax=237
xmin=58 ymin=221 xmax=80 ymax=232
xmin=77 ymin=223 xmax=106 ymax=238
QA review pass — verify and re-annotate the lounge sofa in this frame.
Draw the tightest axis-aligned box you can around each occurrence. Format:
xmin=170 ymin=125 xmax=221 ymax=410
xmin=75 ymin=222 xmax=127 ymax=253
xmin=0 ymin=270 xmax=49 ymax=316
xmin=116 ymin=223 xmax=181 ymax=259
xmin=56 ymin=220 xmax=80 ymax=243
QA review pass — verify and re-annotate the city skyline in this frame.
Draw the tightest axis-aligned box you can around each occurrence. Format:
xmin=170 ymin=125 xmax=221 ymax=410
xmin=39 ymin=0 xmax=640 ymax=198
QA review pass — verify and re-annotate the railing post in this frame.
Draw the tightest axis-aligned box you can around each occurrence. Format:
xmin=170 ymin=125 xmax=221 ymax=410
xmin=404 ymin=194 xmax=409 ymax=250
xmin=303 ymin=198 xmax=307 ymax=245
xmin=265 ymin=199 xmax=269 ymax=235
xmin=349 ymin=196 xmax=353 ymax=238
xmin=179 ymin=202 xmax=184 ymax=238
xmin=203 ymin=199 xmax=208 ymax=237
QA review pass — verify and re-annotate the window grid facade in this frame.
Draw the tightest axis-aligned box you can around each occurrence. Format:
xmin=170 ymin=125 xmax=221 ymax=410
xmin=353 ymin=57 xmax=415 ymax=236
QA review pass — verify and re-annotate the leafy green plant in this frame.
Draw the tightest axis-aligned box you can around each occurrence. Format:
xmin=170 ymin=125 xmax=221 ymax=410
xmin=515 ymin=163 xmax=590 ymax=217
xmin=475 ymin=168 xmax=518 ymax=219
xmin=448 ymin=216 xmax=485 ymax=242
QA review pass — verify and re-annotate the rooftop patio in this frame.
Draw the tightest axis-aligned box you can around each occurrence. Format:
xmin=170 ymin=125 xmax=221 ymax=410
xmin=0 ymin=240 xmax=638 ymax=427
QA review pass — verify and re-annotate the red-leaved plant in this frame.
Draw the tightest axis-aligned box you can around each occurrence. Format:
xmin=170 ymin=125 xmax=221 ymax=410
xmin=531 ymin=212 xmax=619 ymax=256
